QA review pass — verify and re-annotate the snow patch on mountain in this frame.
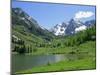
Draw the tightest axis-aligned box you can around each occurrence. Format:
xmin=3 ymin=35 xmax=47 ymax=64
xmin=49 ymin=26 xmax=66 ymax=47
xmin=53 ymin=23 xmax=68 ymax=36
xmin=75 ymin=25 xmax=87 ymax=32
xmin=54 ymin=26 xmax=66 ymax=36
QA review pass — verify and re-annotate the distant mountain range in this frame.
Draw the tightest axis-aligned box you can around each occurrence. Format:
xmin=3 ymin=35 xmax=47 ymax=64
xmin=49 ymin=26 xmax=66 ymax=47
xmin=51 ymin=19 xmax=95 ymax=36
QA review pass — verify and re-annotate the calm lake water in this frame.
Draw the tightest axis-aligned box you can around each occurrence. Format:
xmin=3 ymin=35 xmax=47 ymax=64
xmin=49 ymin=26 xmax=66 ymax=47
xmin=11 ymin=54 xmax=78 ymax=73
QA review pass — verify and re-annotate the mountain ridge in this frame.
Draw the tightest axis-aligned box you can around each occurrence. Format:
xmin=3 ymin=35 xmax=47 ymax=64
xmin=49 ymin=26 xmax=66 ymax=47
xmin=12 ymin=8 xmax=54 ymax=42
xmin=51 ymin=18 xmax=95 ymax=36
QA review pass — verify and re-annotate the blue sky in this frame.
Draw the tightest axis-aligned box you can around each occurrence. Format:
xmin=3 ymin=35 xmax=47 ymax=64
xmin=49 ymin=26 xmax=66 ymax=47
xmin=12 ymin=1 xmax=96 ymax=29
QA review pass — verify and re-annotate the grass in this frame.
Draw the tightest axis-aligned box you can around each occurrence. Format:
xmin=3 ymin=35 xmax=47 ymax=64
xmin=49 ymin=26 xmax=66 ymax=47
xmin=16 ymin=57 xmax=96 ymax=74
xmin=28 ymin=47 xmax=73 ymax=55
xmin=26 ymin=41 xmax=96 ymax=55
xmin=15 ymin=41 xmax=96 ymax=74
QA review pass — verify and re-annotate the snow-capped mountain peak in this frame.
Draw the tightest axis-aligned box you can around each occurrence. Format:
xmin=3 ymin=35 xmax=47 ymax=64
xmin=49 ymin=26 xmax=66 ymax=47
xmin=52 ymin=18 xmax=95 ymax=36
xmin=52 ymin=22 xmax=68 ymax=36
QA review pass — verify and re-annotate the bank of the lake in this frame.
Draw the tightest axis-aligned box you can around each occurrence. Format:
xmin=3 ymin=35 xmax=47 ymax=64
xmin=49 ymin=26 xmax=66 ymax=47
xmin=16 ymin=57 xmax=96 ymax=74
xmin=12 ymin=41 xmax=96 ymax=74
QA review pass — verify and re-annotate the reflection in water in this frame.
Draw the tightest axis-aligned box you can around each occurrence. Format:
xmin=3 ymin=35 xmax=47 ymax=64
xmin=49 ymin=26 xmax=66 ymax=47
xmin=12 ymin=54 xmax=78 ymax=73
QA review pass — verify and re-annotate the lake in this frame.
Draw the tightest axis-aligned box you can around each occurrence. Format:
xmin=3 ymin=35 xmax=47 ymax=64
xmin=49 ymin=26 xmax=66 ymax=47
xmin=11 ymin=54 xmax=78 ymax=73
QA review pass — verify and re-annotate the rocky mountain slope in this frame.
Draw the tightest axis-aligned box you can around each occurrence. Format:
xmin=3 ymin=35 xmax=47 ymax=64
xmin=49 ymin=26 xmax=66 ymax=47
xmin=52 ymin=18 xmax=95 ymax=36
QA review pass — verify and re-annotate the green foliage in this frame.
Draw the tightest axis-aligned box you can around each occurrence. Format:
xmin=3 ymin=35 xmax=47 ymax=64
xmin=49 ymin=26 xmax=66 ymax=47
xmin=12 ymin=25 xmax=96 ymax=55
xmin=64 ymin=26 xmax=96 ymax=47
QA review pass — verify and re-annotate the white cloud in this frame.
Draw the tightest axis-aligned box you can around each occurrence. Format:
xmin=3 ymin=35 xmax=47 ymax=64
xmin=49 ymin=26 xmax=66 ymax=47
xmin=74 ymin=11 xmax=94 ymax=19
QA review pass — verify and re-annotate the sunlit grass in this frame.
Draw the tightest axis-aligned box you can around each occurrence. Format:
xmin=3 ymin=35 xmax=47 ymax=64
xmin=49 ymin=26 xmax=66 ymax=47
xmin=15 ymin=41 xmax=96 ymax=74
